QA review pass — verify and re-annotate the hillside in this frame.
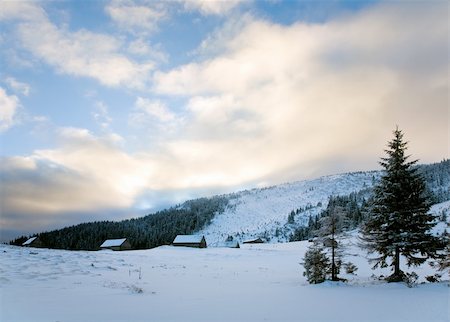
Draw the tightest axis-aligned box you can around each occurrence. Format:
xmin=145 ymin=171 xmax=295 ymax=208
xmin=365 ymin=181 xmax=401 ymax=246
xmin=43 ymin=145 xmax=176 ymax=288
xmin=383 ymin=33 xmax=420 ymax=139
xmin=199 ymin=171 xmax=378 ymax=245
xmin=11 ymin=160 xmax=450 ymax=249
xmin=200 ymin=160 xmax=450 ymax=245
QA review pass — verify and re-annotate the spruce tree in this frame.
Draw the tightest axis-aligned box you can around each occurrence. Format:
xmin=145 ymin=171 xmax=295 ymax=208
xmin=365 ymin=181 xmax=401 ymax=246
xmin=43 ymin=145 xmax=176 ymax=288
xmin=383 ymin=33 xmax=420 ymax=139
xmin=303 ymin=242 xmax=330 ymax=284
xmin=317 ymin=205 xmax=349 ymax=281
xmin=361 ymin=127 xmax=440 ymax=282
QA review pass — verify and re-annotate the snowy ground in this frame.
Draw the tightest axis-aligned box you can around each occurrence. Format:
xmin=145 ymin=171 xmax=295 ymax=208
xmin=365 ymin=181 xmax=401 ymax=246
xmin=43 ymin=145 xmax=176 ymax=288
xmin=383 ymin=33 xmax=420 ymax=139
xmin=1 ymin=235 xmax=448 ymax=322
xmin=200 ymin=171 xmax=378 ymax=244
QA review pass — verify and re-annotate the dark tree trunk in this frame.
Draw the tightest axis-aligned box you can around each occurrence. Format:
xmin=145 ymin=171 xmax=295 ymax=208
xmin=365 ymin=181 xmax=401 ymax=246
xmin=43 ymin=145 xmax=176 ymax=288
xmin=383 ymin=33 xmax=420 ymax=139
xmin=394 ymin=246 xmax=400 ymax=276
xmin=331 ymin=240 xmax=336 ymax=281
xmin=331 ymin=223 xmax=338 ymax=281
xmin=387 ymin=246 xmax=404 ymax=282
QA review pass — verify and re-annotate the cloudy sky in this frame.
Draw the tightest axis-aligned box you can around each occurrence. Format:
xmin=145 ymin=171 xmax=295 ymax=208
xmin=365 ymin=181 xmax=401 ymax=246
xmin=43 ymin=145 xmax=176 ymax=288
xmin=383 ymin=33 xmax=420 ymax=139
xmin=0 ymin=0 xmax=448 ymax=241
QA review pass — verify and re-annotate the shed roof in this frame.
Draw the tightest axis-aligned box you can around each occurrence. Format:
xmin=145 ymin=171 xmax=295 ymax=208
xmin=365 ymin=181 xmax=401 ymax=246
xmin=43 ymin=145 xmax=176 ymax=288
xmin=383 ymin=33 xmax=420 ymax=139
xmin=173 ymin=235 xmax=205 ymax=244
xmin=243 ymin=238 xmax=264 ymax=243
xmin=22 ymin=237 xmax=37 ymax=246
xmin=100 ymin=238 xmax=127 ymax=248
xmin=221 ymin=240 xmax=240 ymax=248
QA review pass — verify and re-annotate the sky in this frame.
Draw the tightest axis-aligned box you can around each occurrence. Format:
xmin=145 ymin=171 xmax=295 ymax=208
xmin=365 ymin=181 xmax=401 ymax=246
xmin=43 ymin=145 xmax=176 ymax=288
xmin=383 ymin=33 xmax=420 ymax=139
xmin=0 ymin=0 xmax=448 ymax=241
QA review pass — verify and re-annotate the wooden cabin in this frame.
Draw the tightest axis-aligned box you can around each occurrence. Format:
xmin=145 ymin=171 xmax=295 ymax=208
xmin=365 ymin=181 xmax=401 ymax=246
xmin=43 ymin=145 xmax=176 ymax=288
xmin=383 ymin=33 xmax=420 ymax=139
xmin=243 ymin=238 xmax=264 ymax=244
xmin=100 ymin=238 xmax=132 ymax=251
xmin=172 ymin=235 xmax=207 ymax=248
xmin=22 ymin=237 xmax=43 ymax=248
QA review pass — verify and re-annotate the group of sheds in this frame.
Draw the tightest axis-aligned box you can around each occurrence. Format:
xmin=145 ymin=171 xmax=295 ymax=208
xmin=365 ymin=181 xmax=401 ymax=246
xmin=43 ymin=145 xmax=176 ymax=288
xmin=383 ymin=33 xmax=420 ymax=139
xmin=21 ymin=235 xmax=264 ymax=251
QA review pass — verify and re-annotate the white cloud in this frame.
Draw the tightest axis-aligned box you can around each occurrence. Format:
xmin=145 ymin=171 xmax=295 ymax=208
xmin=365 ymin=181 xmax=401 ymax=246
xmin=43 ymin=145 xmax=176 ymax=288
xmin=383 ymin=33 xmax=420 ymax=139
xmin=135 ymin=97 xmax=176 ymax=122
xmin=0 ymin=129 xmax=154 ymax=216
xmin=92 ymin=101 xmax=113 ymax=130
xmin=0 ymin=87 xmax=20 ymax=132
xmin=4 ymin=77 xmax=30 ymax=96
xmin=180 ymin=0 xmax=246 ymax=15
xmin=154 ymin=2 xmax=448 ymax=181
xmin=2 ymin=2 xmax=153 ymax=89
xmin=127 ymin=38 xmax=167 ymax=62
xmin=129 ymin=97 xmax=180 ymax=133
xmin=105 ymin=0 xmax=167 ymax=34
xmin=58 ymin=127 xmax=94 ymax=141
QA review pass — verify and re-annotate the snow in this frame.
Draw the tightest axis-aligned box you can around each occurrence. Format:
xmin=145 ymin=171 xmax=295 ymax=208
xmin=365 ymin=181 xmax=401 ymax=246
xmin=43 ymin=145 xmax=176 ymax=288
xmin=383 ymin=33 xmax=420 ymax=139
xmin=21 ymin=237 xmax=37 ymax=246
xmin=173 ymin=235 xmax=205 ymax=244
xmin=430 ymin=200 xmax=450 ymax=236
xmin=2 ymin=175 xmax=448 ymax=321
xmin=219 ymin=240 xmax=240 ymax=248
xmin=201 ymin=172 xmax=379 ymax=245
xmin=1 ymin=231 xmax=448 ymax=322
xmin=100 ymin=238 xmax=128 ymax=248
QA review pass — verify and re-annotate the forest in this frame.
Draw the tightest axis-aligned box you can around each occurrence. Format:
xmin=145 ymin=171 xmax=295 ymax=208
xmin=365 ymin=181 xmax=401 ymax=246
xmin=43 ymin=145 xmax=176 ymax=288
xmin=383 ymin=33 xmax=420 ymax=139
xmin=11 ymin=196 xmax=228 ymax=250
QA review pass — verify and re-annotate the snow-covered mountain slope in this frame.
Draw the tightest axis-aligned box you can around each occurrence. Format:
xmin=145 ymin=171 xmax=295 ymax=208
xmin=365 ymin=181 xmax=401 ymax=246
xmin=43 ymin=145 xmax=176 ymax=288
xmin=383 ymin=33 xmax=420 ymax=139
xmin=200 ymin=171 xmax=379 ymax=245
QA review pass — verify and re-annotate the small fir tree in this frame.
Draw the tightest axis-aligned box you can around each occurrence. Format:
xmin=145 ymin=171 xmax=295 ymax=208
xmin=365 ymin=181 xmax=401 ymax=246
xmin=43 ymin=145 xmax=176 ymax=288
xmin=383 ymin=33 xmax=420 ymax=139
xmin=303 ymin=242 xmax=330 ymax=284
xmin=431 ymin=228 xmax=449 ymax=278
xmin=317 ymin=205 xmax=349 ymax=281
xmin=361 ymin=127 xmax=440 ymax=282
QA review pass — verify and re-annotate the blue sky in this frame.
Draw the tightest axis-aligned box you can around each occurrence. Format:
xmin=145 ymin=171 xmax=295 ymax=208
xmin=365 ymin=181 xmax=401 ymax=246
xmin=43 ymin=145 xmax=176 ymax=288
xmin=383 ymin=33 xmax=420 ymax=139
xmin=0 ymin=0 xmax=448 ymax=241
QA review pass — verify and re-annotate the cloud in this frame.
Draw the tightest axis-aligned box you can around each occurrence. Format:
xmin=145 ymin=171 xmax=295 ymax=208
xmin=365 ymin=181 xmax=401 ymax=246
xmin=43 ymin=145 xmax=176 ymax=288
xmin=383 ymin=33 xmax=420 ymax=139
xmin=1 ymin=2 xmax=153 ymax=89
xmin=0 ymin=87 xmax=20 ymax=132
xmin=127 ymin=38 xmax=167 ymax=62
xmin=128 ymin=97 xmax=181 ymax=136
xmin=4 ymin=77 xmax=30 ymax=96
xmin=135 ymin=97 xmax=176 ymax=122
xmin=154 ymin=2 xmax=448 ymax=182
xmin=105 ymin=0 xmax=167 ymax=34
xmin=0 ymin=129 xmax=153 ymax=218
xmin=180 ymin=0 xmax=246 ymax=15
xmin=92 ymin=101 xmax=113 ymax=130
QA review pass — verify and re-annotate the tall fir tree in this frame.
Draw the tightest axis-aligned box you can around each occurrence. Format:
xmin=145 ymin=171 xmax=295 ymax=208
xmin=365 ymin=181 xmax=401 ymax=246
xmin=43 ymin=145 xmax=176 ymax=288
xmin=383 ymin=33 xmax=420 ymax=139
xmin=361 ymin=127 xmax=440 ymax=282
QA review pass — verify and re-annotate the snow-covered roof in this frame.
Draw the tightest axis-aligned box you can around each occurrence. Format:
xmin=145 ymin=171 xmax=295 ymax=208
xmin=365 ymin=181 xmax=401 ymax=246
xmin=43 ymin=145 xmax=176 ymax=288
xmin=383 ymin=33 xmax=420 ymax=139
xmin=243 ymin=238 xmax=264 ymax=243
xmin=220 ymin=241 xmax=240 ymax=248
xmin=100 ymin=238 xmax=127 ymax=248
xmin=173 ymin=235 xmax=205 ymax=244
xmin=22 ymin=237 xmax=37 ymax=246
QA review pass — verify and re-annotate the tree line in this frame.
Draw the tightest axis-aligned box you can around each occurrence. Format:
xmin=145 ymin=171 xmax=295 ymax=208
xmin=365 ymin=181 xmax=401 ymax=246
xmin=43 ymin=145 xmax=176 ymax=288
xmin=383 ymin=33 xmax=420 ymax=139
xmin=11 ymin=196 xmax=228 ymax=250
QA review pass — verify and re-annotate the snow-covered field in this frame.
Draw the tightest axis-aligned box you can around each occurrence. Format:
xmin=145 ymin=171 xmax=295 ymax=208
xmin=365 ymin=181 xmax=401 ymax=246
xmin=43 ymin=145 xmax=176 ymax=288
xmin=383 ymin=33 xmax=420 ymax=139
xmin=1 ymin=232 xmax=448 ymax=322
xmin=201 ymin=172 xmax=378 ymax=244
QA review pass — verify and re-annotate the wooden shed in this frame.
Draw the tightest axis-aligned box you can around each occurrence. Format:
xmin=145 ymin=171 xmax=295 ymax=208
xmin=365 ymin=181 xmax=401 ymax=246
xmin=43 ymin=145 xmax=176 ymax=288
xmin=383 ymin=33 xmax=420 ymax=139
xmin=243 ymin=238 xmax=264 ymax=244
xmin=100 ymin=238 xmax=132 ymax=251
xmin=172 ymin=235 xmax=207 ymax=248
xmin=22 ymin=237 xmax=43 ymax=248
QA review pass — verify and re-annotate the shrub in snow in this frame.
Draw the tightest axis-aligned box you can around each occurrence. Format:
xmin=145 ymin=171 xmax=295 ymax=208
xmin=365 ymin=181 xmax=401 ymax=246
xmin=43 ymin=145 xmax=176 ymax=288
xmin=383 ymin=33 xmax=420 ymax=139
xmin=303 ymin=242 xmax=330 ymax=284
xmin=403 ymin=272 xmax=419 ymax=288
xmin=343 ymin=262 xmax=358 ymax=275
xmin=425 ymin=274 xmax=441 ymax=283
xmin=129 ymin=285 xmax=144 ymax=294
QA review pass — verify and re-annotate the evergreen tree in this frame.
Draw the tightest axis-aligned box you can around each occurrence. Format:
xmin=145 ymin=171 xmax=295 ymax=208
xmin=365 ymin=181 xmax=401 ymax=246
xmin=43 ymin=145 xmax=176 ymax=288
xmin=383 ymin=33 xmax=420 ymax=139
xmin=303 ymin=242 xmax=330 ymax=284
xmin=317 ymin=205 xmax=348 ymax=281
xmin=432 ymin=228 xmax=449 ymax=277
xmin=361 ymin=128 xmax=440 ymax=282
